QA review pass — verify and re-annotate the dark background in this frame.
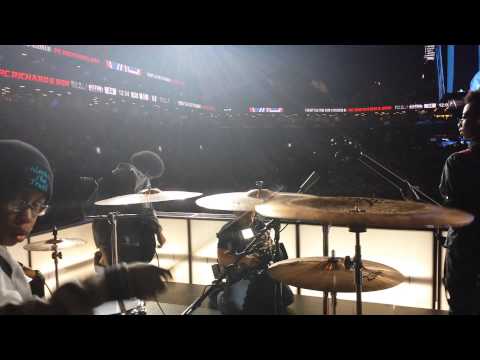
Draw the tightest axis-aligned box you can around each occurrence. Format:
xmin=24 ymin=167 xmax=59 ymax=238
xmin=0 ymin=45 xmax=474 ymax=232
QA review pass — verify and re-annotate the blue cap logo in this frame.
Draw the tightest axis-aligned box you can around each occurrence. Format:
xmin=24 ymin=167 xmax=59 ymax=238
xmin=29 ymin=165 xmax=50 ymax=193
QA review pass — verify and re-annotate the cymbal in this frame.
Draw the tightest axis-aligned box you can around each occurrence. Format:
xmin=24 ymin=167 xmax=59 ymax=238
xmin=269 ymin=257 xmax=405 ymax=292
xmin=196 ymin=189 xmax=279 ymax=212
xmin=24 ymin=238 xmax=86 ymax=252
xmin=255 ymin=195 xmax=474 ymax=228
xmin=95 ymin=189 xmax=202 ymax=206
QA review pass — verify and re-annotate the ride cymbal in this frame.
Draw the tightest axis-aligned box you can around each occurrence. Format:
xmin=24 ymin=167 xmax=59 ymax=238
xmin=255 ymin=195 xmax=473 ymax=228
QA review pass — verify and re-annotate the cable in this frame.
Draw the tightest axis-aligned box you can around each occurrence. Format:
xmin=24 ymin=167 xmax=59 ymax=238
xmin=44 ymin=281 xmax=53 ymax=297
xmin=153 ymin=252 xmax=167 ymax=314
xmin=154 ymin=296 xmax=166 ymax=315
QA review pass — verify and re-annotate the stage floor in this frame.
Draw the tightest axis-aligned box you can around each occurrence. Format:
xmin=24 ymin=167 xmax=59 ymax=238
xmin=146 ymin=282 xmax=447 ymax=315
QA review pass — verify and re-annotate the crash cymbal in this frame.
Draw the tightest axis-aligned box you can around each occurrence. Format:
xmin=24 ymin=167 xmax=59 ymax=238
xmin=269 ymin=256 xmax=405 ymax=292
xmin=95 ymin=189 xmax=202 ymax=206
xmin=195 ymin=189 xmax=279 ymax=212
xmin=255 ymin=195 xmax=474 ymax=228
xmin=24 ymin=238 xmax=86 ymax=252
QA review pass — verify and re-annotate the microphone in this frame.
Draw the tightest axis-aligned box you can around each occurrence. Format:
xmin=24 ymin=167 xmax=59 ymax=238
xmin=298 ymin=171 xmax=320 ymax=193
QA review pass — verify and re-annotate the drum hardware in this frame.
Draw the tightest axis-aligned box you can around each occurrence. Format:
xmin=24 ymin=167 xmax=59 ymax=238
xmin=337 ymin=137 xmax=450 ymax=311
xmin=90 ymin=189 xmax=202 ymax=314
xmin=94 ymin=189 xmax=202 ymax=206
xmin=181 ymin=218 xmax=278 ymax=315
xmin=23 ymin=226 xmax=86 ymax=289
xmin=256 ymin=195 xmax=473 ymax=314
xmin=196 ymin=171 xmax=320 ymax=314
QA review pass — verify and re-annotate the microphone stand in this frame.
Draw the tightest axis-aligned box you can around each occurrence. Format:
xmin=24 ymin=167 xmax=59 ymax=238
xmin=181 ymin=220 xmax=277 ymax=315
xmin=358 ymin=152 xmax=441 ymax=205
xmin=353 ymin=147 xmax=446 ymax=311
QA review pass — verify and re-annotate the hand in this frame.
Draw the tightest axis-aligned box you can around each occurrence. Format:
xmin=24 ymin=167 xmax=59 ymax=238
xmin=125 ymin=263 xmax=172 ymax=300
xmin=238 ymin=255 xmax=261 ymax=268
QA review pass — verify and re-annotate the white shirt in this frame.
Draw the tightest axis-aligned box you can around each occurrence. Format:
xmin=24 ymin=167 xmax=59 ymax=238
xmin=0 ymin=245 xmax=36 ymax=308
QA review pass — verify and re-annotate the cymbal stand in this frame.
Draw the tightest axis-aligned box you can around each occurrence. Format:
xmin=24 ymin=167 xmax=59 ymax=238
xmin=106 ymin=212 xmax=127 ymax=313
xmin=349 ymin=223 xmax=366 ymax=315
xmin=322 ymin=224 xmax=330 ymax=314
xmin=51 ymin=226 xmax=62 ymax=290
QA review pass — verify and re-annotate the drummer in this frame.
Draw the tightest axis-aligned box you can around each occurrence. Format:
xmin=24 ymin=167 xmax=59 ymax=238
xmin=0 ymin=140 xmax=171 ymax=314
xmin=209 ymin=211 xmax=294 ymax=314
xmin=89 ymin=150 xmax=167 ymax=267
xmin=88 ymin=150 xmax=168 ymax=314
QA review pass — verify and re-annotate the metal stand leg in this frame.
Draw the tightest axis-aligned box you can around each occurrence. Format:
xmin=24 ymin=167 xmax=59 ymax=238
xmin=354 ymin=232 xmax=362 ymax=315
xmin=52 ymin=227 xmax=62 ymax=290
xmin=323 ymin=225 xmax=330 ymax=315
xmin=332 ymin=292 xmax=337 ymax=315
xmin=349 ymin=224 xmax=366 ymax=315
xmin=107 ymin=212 xmax=127 ymax=314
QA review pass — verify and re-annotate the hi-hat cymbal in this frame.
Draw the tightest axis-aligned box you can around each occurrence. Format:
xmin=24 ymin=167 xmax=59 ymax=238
xmin=255 ymin=195 xmax=474 ymax=228
xmin=24 ymin=238 xmax=86 ymax=252
xmin=95 ymin=189 xmax=202 ymax=206
xmin=196 ymin=189 xmax=279 ymax=212
xmin=269 ymin=257 xmax=405 ymax=292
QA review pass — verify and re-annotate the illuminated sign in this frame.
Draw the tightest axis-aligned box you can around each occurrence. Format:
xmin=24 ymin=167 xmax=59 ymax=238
xmin=0 ymin=68 xmax=70 ymax=87
xmin=71 ymin=80 xmax=88 ymax=91
xmin=347 ymin=106 xmax=392 ymax=112
xmin=177 ymin=100 xmax=214 ymax=111
xmin=105 ymin=60 xmax=142 ymax=76
xmin=305 ymin=108 xmax=346 ymax=113
xmin=25 ymin=45 xmax=183 ymax=87
xmin=408 ymin=104 xmax=423 ymax=109
xmin=146 ymin=72 xmax=184 ymax=86
xmin=424 ymin=45 xmax=435 ymax=61
xmin=53 ymin=47 xmax=100 ymax=64
xmin=248 ymin=107 xmax=284 ymax=113
xmin=26 ymin=45 xmax=52 ymax=53
xmin=104 ymin=86 xmax=117 ymax=96
xmin=423 ymin=103 xmax=437 ymax=109
xmin=118 ymin=89 xmax=130 ymax=97
xmin=178 ymin=100 xmax=202 ymax=109
xmin=88 ymin=84 xmax=104 ymax=93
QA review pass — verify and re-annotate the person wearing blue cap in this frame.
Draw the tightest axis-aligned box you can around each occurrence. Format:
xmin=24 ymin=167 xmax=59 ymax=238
xmin=0 ymin=140 xmax=171 ymax=314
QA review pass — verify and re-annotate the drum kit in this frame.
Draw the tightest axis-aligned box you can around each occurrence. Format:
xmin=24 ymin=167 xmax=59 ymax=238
xmin=23 ymin=189 xmax=202 ymax=292
xmin=22 ymin=182 xmax=474 ymax=315
xmin=188 ymin=186 xmax=473 ymax=315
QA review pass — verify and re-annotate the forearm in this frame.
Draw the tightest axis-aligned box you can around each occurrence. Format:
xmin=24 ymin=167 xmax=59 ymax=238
xmin=218 ymin=250 xmax=238 ymax=267
xmin=0 ymin=265 xmax=132 ymax=315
